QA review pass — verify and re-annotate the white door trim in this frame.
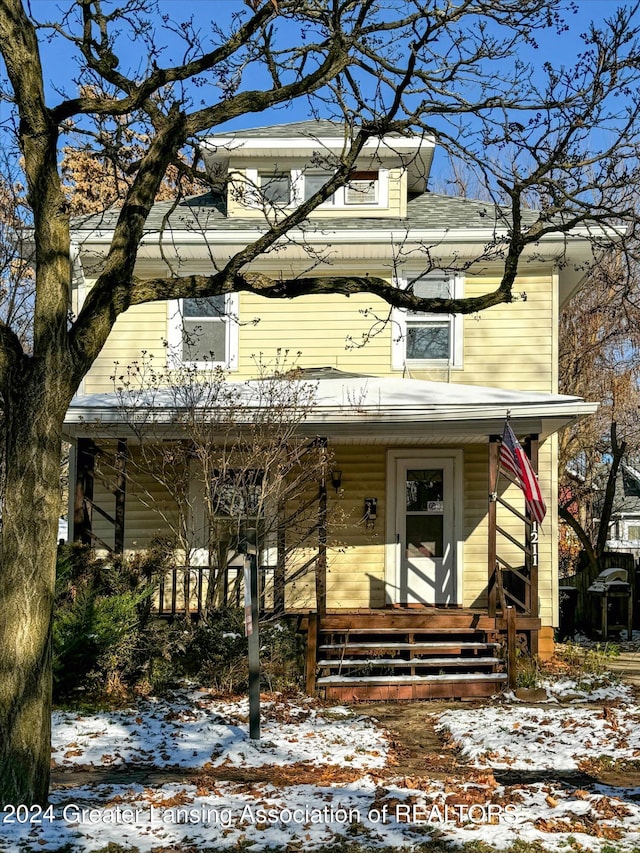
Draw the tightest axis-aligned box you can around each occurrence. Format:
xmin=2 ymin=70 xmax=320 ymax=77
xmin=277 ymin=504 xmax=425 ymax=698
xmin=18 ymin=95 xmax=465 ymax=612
xmin=385 ymin=449 xmax=464 ymax=605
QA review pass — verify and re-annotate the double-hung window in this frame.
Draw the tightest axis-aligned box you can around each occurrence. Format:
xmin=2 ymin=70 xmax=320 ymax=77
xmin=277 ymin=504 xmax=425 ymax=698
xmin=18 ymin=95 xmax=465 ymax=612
xmin=168 ymin=293 xmax=239 ymax=369
xmin=392 ymin=270 xmax=464 ymax=369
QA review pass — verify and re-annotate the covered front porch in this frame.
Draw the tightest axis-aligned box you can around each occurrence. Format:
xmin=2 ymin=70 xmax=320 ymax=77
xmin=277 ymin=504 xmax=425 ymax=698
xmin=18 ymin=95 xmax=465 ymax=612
xmin=64 ymin=369 xmax=596 ymax=697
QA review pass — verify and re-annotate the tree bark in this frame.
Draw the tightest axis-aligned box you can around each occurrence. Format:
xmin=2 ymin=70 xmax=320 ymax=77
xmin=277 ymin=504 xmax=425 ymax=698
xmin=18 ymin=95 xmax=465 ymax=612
xmin=0 ymin=366 xmax=70 ymax=805
xmin=595 ymin=422 xmax=626 ymax=560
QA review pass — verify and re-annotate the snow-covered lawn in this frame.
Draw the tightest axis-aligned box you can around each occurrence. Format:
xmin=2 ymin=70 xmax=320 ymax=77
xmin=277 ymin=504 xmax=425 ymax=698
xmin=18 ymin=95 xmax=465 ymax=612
xmin=51 ymin=692 xmax=386 ymax=771
xmin=437 ymin=704 xmax=640 ymax=771
xmin=3 ymin=681 xmax=640 ymax=851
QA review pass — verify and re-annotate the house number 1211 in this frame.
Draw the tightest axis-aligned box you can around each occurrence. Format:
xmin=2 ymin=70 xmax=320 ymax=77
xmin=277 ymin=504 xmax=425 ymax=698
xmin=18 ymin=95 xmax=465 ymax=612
xmin=530 ymin=522 xmax=539 ymax=568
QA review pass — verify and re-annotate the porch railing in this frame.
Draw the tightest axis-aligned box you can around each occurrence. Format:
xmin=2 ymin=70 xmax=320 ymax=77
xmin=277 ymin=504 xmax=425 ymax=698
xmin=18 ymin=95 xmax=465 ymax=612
xmin=155 ymin=564 xmax=278 ymax=617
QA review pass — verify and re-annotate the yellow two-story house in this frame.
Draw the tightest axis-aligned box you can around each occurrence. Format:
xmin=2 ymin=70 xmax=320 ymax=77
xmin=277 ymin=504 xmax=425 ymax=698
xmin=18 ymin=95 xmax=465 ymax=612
xmin=64 ymin=121 xmax=598 ymax=699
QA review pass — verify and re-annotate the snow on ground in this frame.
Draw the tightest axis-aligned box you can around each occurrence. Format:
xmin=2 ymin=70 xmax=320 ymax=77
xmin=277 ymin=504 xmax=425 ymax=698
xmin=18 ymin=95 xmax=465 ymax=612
xmin=502 ymin=675 xmax=634 ymax=704
xmin=51 ymin=691 xmax=386 ymax=771
xmin=6 ymin=776 xmax=640 ymax=853
xmin=436 ymin=704 xmax=640 ymax=771
xmin=540 ymin=674 xmax=635 ymax=702
xmin=4 ymin=683 xmax=640 ymax=851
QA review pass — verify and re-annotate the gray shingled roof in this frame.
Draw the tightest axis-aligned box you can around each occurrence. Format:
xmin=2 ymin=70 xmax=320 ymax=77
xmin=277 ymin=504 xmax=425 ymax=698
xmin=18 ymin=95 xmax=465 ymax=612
xmin=73 ymin=190 xmax=536 ymax=235
xmin=208 ymin=119 xmax=415 ymax=140
xmin=210 ymin=119 xmax=347 ymax=139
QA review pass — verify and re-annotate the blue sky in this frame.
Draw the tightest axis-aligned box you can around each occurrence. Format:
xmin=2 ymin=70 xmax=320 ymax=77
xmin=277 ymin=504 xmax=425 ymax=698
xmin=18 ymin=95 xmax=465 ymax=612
xmin=26 ymin=0 xmax=636 ymax=133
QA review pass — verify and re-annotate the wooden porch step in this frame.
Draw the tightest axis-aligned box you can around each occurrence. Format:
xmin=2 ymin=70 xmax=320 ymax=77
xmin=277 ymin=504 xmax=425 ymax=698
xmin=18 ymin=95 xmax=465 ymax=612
xmin=306 ymin=609 xmax=507 ymax=701
xmin=319 ymin=672 xmax=508 ymax=701
xmin=318 ymin=672 xmax=507 ymax=686
xmin=318 ymin=656 xmax=501 ymax=669
xmin=323 ymin=627 xmax=487 ymax=635
xmin=319 ymin=641 xmax=500 ymax=652
xmin=320 ymin=613 xmax=496 ymax=630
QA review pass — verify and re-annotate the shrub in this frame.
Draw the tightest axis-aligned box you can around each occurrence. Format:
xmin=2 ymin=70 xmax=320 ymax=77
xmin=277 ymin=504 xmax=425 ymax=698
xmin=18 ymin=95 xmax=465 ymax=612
xmin=53 ymin=544 xmax=167 ymax=700
xmin=53 ymin=545 xmax=304 ymax=700
xmin=171 ymin=610 xmax=303 ymax=695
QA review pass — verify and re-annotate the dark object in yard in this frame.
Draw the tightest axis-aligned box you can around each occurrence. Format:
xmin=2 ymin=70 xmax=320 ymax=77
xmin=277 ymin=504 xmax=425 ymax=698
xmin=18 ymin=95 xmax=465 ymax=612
xmin=587 ymin=568 xmax=633 ymax=640
xmin=558 ymin=585 xmax=578 ymax=640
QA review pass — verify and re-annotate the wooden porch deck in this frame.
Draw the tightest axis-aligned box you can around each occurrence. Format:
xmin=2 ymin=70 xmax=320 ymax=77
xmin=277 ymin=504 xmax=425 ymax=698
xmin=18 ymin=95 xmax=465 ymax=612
xmin=302 ymin=608 xmax=539 ymax=700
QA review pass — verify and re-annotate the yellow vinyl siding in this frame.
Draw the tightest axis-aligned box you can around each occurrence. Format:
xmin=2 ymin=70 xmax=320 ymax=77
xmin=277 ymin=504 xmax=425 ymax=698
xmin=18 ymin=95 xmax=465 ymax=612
xmin=82 ymin=290 xmax=396 ymax=392
xmin=409 ymin=271 xmax=554 ymax=393
xmin=81 ymin=269 xmax=555 ymax=395
xmin=285 ymin=445 xmax=386 ymax=610
xmin=90 ymin=445 xmax=183 ymax=553
xmin=84 ymin=301 xmax=167 ymax=394
xmin=87 ymin=437 xmax=555 ymax=627
xmin=74 ymin=258 xmax=559 ymax=629
xmin=325 ymin=446 xmax=386 ymax=609
xmin=237 ymin=292 xmax=392 ymax=377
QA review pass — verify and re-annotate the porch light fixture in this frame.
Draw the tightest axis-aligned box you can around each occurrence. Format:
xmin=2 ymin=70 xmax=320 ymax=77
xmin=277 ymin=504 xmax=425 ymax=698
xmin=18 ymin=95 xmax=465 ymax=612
xmin=331 ymin=470 xmax=343 ymax=492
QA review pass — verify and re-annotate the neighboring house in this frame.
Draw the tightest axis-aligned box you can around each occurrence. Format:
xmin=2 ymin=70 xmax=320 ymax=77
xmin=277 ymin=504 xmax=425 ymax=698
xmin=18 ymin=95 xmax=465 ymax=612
xmin=605 ymin=463 xmax=640 ymax=557
xmin=63 ymin=120 xmax=599 ymax=699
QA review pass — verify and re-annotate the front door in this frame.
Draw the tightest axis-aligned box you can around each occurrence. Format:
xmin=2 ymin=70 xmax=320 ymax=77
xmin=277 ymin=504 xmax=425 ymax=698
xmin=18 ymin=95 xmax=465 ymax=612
xmin=394 ymin=457 xmax=457 ymax=605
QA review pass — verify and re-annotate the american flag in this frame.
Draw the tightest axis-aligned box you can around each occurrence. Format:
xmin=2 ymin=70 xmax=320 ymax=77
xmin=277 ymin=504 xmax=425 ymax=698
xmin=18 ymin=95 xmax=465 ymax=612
xmin=500 ymin=422 xmax=547 ymax=525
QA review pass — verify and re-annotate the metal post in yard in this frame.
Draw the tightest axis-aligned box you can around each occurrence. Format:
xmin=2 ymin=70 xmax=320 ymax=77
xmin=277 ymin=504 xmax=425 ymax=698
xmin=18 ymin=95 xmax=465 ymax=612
xmin=243 ymin=527 xmax=260 ymax=740
xmin=506 ymin=605 xmax=517 ymax=691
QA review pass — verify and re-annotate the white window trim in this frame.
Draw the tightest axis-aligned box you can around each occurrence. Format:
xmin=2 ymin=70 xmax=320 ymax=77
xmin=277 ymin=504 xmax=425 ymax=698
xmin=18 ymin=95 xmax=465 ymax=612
xmin=391 ymin=271 xmax=464 ymax=371
xmin=244 ymin=167 xmax=389 ymax=210
xmin=167 ymin=293 xmax=239 ymax=370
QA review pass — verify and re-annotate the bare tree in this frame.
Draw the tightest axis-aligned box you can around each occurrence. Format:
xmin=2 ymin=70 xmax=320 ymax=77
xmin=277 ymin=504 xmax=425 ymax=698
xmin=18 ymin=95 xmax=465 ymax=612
xmin=92 ymin=352 xmax=334 ymax=615
xmin=558 ymin=248 xmax=640 ymax=578
xmin=2 ymin=0 xmax=640 ymax=804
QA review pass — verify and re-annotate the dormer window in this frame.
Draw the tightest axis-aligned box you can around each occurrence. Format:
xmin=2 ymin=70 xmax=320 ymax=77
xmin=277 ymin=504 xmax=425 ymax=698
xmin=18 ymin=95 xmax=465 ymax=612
xmin=245 ymin=167 xmax=389 ymax=210
xmin=303 ymin=171 xmax=335 ymax=203
xmin=345 ymin=171 xmax=378 ymax=205
xmin=258 ymin=172 xmax=291 ymax=206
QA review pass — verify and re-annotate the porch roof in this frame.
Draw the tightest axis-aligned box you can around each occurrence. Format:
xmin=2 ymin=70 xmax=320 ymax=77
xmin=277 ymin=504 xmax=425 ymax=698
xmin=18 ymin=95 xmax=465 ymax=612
xmin=64 ymin=370 xmax=597 ymax=442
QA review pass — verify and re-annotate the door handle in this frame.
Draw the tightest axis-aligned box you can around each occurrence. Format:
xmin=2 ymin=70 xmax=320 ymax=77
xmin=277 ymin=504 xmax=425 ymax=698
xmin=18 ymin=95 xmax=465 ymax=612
xmin=396 ymin=533 xmax=400 ymax=544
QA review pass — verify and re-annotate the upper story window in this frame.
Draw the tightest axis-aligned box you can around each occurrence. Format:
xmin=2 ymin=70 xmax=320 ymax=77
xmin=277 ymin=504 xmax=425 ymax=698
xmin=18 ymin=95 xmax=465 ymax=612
xmin=303 ymin=171 xmax=334 ymax=202
xmin=246 ymin=167 xmax=389 ymax=209
xmin=392 ymin=270 xmax=464 ymax=370
xmin=258 ymin=172 xmax=291 ymax=206
xmin=345 ymin=171 xmax=378 ymax=204
xmin=167 ymin=293 xmax=239 ymax=369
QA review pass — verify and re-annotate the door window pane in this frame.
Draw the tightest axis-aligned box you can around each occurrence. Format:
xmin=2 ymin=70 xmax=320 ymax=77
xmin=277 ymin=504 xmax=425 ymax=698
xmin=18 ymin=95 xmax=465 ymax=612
xmin=406 ymin=515 xmax=444 ymax=558
xmin=406 ymin=469 xmax=444 ymax=511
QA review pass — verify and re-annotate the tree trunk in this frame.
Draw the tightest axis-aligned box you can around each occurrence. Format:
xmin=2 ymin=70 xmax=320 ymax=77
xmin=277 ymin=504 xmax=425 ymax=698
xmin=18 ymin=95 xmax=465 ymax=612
xmin=0 ymin=373 xmax=68 ymax=806
xmin=595 ymin=422 xmax=626 ymax=560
